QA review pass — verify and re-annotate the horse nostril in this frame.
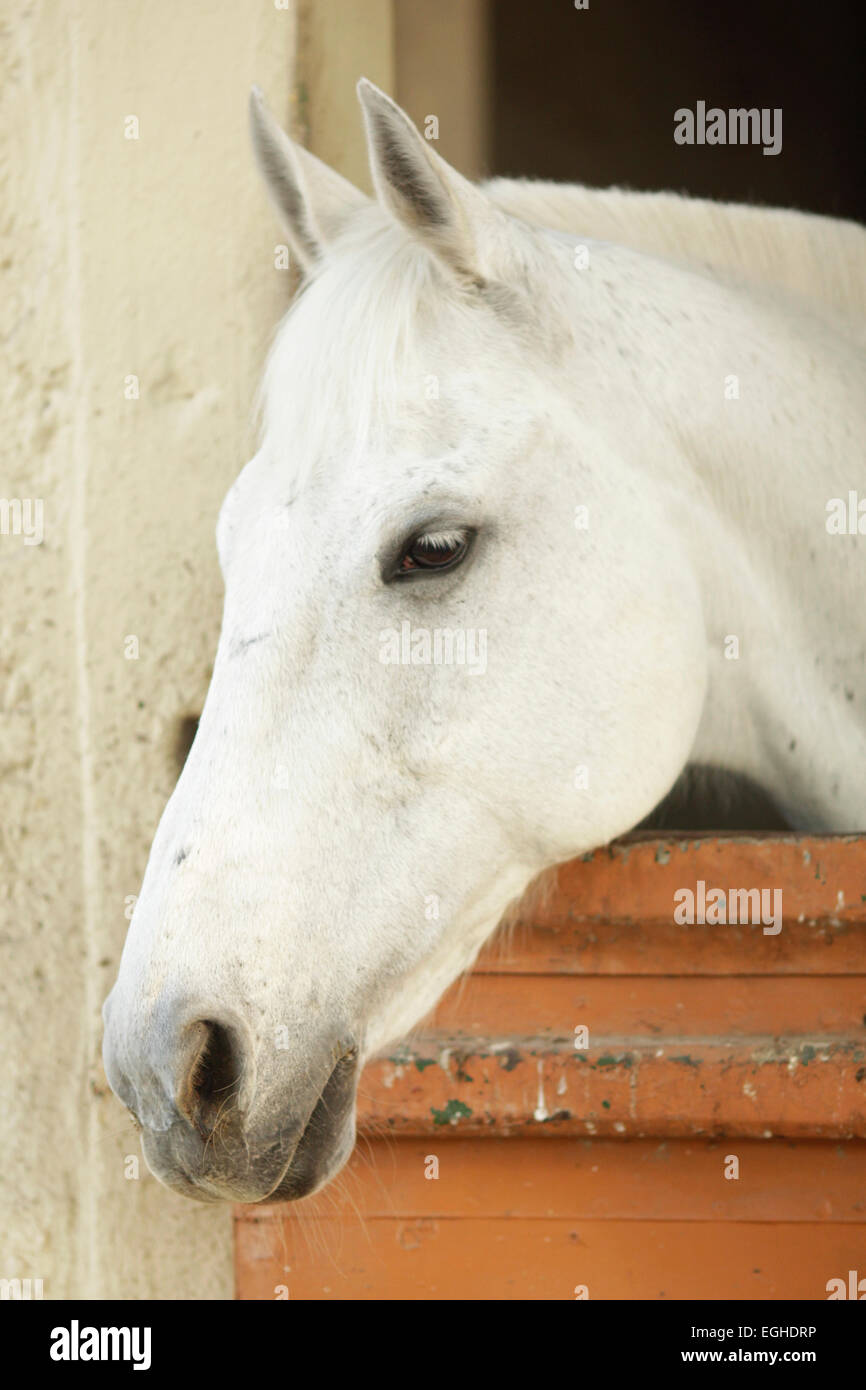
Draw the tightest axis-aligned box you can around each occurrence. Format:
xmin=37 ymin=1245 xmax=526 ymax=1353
xmin=176 ymin=1020 xmax=242 ymax=1138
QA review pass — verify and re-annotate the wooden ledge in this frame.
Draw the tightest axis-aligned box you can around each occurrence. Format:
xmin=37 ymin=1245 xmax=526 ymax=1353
xmin=358 ymin=835 xmax=866 ymax=1140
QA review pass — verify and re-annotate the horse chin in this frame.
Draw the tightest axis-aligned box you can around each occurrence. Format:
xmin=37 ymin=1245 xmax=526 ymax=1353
xmin=258 ymin=1050 xmax=359 ymax=1203
xmin=261 ymin=1118 xmax=356 ymax=1203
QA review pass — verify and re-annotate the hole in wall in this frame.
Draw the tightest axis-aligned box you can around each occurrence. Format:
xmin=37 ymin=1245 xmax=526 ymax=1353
xmin=173 ymin=715 xmax=200 ymax=775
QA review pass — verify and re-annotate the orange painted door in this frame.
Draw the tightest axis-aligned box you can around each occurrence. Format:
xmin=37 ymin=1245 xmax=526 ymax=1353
xmin=235 ymin=834 xmax=866 ymax=1300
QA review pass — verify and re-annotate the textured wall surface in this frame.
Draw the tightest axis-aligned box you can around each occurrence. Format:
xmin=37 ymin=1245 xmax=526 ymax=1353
xmin=0 ymin=0 xmax=297 ymax=1300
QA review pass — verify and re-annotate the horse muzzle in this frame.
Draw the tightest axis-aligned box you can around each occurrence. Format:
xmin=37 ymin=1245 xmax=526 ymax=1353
xmin=102 ymin=1000 xmax=360 ymax=1203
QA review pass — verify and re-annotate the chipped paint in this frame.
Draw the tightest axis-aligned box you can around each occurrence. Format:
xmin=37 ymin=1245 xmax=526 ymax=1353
xmin=431 ymin=1099 xmax=472 ymax=1127
xmin=489 ymin=1041 xmax=523 ymax=1071
xmin=533 ymin=1059 xmax=549 ymax=1122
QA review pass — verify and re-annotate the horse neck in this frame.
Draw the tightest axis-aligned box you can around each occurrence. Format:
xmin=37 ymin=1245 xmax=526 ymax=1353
xmin=487 ymin=176 xmax=866 ymax=332
xmin=580 ymin=243 xmax=866 ymax=830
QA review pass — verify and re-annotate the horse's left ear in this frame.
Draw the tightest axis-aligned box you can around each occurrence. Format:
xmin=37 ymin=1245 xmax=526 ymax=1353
xmin=357 ymin=78 xmax=499 ymax=285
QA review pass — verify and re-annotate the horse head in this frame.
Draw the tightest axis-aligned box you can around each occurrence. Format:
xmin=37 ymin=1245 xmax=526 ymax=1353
xmin=102 ymin=82 xmax=705 ymax=1202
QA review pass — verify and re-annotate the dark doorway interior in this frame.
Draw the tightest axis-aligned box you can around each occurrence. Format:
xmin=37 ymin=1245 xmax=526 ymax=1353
xmin=490 ymin=0 xmax=864 ymax=222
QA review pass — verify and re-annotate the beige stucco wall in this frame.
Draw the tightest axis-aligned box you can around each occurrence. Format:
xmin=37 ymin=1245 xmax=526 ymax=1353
xmin=299 ymin=0 xmax=488 ymax=181
xmin=0 ymin=0 xmax=485 ymax=1300
xmin=0 ymin=0 xmax=305 ymax=1301
xmin=395 ymin=0 xmax=490 ymax=180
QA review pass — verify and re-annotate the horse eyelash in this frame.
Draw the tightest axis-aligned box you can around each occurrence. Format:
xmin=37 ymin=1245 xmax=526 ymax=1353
xmin=415 ymin=529 xmax=467 ymax=549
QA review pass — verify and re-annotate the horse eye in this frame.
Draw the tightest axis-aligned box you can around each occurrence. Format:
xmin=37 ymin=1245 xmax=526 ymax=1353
xmin=396 ymin=530 xmax=471 ymax=577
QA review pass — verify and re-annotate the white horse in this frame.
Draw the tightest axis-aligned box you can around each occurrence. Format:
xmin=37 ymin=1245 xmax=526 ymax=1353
xmin=102 ymin=81 xmax=866 ymax=1203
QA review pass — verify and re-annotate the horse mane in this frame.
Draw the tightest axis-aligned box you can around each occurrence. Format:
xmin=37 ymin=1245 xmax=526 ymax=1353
xmin=484 ymin=178 xmax=866 ymax=330
xmin=259 ymin=182 xmax=864 ymax=497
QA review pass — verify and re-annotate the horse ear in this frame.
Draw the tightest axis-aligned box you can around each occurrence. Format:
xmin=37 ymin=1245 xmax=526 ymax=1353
xmin=249 ymin=86 xmax=368 ymax=273
xmin=357 ymin=78 xmax=495 ymax=284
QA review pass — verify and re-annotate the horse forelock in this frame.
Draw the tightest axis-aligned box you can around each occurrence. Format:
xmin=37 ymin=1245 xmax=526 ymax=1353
xmin=254 ymin=204 xmax=566 ymax=498
xmin=258 ymin=212 xmax=471 ymax=490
